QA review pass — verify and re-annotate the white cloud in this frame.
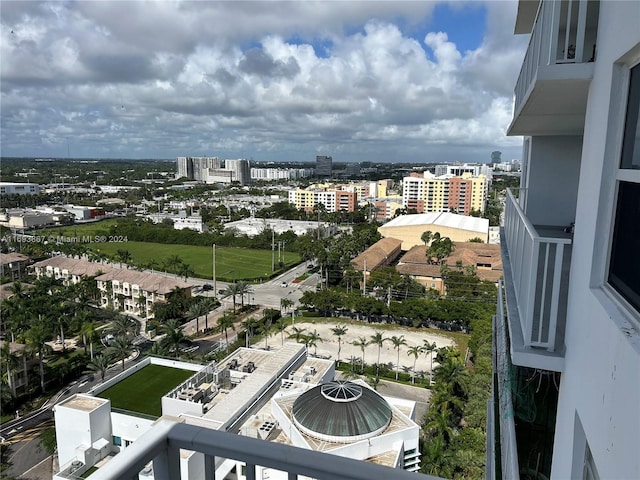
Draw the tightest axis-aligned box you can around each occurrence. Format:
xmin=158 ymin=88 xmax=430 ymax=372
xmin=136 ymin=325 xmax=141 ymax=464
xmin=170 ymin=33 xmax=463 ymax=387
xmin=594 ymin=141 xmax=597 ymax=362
xmin=0 ymin=0 xmax=526 ymax=162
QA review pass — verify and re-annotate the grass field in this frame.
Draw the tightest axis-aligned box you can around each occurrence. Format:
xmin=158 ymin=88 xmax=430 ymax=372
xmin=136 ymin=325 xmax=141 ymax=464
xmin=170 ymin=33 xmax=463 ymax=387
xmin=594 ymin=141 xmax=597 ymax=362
xmin=37 ymin=220 xmax=300 ymax=280
xmin=97 ymin=364 xmax=194 ymax=417
xmin=93 ymin=241 xmax=299 ymax=281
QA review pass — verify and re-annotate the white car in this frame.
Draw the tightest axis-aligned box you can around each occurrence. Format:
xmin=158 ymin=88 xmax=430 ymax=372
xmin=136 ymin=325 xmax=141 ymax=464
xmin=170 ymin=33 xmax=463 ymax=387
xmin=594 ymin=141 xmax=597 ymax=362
xmin=280 ymin=282 xmax=288 ymax=287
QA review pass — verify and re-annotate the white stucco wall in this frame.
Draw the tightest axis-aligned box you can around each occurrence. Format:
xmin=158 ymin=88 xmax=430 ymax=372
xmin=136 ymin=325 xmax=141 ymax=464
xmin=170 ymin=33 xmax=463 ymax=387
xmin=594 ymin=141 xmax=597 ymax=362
xmin=525 ymin=135 xmax=582 ymax=227
xmin=550 ymin=2 xmax=640 ymax=479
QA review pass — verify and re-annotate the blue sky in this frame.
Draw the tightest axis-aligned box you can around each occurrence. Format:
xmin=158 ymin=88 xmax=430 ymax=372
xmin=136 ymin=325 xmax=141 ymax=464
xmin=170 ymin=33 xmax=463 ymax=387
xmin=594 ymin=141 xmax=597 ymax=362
xmin=0 ymin=1 xmax=528 ymax=164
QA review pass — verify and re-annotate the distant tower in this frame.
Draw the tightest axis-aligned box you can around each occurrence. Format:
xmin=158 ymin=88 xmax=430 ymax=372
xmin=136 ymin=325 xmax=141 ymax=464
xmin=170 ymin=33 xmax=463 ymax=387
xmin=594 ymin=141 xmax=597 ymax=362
xmin=491 ymin=151 xmax=502 ymax=164
xmin=315 ymin=155 xmax=333 ymax=177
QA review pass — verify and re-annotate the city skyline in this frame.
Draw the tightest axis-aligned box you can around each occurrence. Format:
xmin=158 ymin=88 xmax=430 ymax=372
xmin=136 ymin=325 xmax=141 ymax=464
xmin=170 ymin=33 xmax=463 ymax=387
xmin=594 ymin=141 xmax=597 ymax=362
xmin=1 ymin=1 xmax=528 ymax=163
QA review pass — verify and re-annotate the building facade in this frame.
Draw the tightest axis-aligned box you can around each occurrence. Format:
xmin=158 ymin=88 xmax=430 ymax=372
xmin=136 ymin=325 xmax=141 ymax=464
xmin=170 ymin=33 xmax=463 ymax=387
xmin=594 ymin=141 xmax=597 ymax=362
xmin=315 ymin=155 xmax=333 ymax=177
xmin=402 ymin=172 xmax=488 ymax=215
xmin=0 ymin=182 xmax=40 ymax=195
xmin=489 ymin=2 xmax=640 ymax=480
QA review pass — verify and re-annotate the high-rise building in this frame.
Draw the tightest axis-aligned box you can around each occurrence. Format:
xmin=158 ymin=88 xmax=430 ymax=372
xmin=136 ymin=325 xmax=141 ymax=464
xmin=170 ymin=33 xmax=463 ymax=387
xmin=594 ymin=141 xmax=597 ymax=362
xmin=224 ymin=159 xmax=251 ymax=185
xmin=490 ymin=151 xmax=502 ymax=164
xmin=315 ymin=155 xmax=333 ymax=177
xmin=175 ymin=157 xmax=220 ymax=181
xmin=489 ymin=2 xmax=640 ymax=480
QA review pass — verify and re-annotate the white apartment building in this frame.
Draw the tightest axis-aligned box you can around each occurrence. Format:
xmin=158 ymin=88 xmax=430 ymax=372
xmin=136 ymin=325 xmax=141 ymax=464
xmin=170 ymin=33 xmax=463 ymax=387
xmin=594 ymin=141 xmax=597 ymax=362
xmin=489 ymin=2 xmax=640 ymax=480
xmin=0 ymin=182 xmax=40 ymax=195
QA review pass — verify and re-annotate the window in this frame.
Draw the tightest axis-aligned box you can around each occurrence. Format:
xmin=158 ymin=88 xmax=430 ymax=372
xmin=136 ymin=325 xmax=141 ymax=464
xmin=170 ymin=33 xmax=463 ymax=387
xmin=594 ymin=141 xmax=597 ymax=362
xmin=609 ymin=63 xmax=640 ymax=312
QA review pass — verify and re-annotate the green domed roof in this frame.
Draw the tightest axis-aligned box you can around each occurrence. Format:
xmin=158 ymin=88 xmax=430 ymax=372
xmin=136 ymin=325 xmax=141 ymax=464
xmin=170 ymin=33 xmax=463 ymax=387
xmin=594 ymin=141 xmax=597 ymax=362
xmin=292 ymin=380 xmax=392 ymax=442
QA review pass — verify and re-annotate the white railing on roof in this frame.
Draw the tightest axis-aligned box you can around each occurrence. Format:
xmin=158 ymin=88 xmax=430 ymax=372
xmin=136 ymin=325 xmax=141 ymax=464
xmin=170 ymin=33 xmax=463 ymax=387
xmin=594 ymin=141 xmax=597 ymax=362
xmin=514 ymin=0 xmax=597 ymax=114
xmin=87 ymin=419 xmax=441 ymax=480
xmin=503 ymin=189 xmax=571 ymax=351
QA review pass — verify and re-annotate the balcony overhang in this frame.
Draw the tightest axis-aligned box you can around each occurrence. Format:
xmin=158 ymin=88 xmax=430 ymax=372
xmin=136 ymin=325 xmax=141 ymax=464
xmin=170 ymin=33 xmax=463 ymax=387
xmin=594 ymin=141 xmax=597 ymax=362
xmin=508 ymin=63 xmax=593 ymax=136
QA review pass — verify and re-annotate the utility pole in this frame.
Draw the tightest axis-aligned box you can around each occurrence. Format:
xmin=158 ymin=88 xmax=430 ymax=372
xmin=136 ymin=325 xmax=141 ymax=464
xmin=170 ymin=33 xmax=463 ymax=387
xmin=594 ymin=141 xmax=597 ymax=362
xmin=212 ymin=244 xmax=216 ymax=294
xmin=362 ymin=259 xmax=367 ymax=296
xmin=271 ymin=230 xmax=275 ymax=271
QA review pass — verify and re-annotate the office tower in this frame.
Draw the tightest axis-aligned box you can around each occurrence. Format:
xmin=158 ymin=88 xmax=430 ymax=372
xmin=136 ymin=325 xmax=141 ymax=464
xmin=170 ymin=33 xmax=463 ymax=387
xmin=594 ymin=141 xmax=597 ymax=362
xmin=315 ymin=155 xmax=333 ymax=177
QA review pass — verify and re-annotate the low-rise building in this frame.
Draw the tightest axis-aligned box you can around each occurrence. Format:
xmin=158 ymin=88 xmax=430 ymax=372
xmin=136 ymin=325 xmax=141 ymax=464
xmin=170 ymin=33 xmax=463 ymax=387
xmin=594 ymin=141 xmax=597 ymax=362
xmin=378 ymin=212 xmax=489 ymax=250
xmin=0 ymin=252 xmax=31 ymax=281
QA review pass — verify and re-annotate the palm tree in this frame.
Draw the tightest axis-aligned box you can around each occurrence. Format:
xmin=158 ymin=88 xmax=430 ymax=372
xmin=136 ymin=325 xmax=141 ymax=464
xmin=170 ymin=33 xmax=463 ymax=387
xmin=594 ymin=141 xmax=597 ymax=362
xmin=88 ymin=354 xmax=111 ymax=383
xmin=164 ymin=254 xmax=183 ymax=275
xmin=187 ymin=301 xmax=206 ymax=335
xmin=241 ymin=317 xmax=258 ymax=348
xmin=108 ymin=314 xmax=138 ymax=339
xmin=178 ymin=263 xmax=194 ymax=281
xmin=369 ymin=331 xmax=387 ymax=375
xmin=422 ymin=340 xmax=438 ymax=385
xmin=352 ymin=336 xmax=369 ymax=372
xmin=407 ymin=345 xmax=422 ymax=384
xmin=433 ymin=353 xmax=469 ymax=399
xmin=116 ymin=249 xmax=131 ymax=268
xmin=25 ymin=316 xmax=50 ymax=393
xmin=421 ymin=230 xmax=433 ymax=246
xmin=259 ymin=321 xmax=272 ymax=349
xmin=200 ymin=297 xmax=217 ymax=331
xmin=330 ymin=325 xmax=348 ymax=364
xmin=287 ymin=326 xmax=307 ymax=344
xmin=389 ymin=335 xmax=407 ymax=380
xmin=216 ymin=312 xmax=235 ymax=351
xmin=235 ymin=280 xmax=252 ymax=308
xmin=280 ymin=297 xmax=293 ymax=314
xmin=274 ymin=318 xmax=289 ymax=346
xmin=222 ymin=283 xmax=242 ymax=313
xmin=305 ymin=329 xmax=323 ymax=356
xmin=160 ymin=319 xmax=189 ymax=358
xmin=1 ymin=341 xmax=21 ymax=399
xmin=80 ymin=318 xmax=98 ymax=361
xmin=106 ymin=335 xmax=133 ymax=371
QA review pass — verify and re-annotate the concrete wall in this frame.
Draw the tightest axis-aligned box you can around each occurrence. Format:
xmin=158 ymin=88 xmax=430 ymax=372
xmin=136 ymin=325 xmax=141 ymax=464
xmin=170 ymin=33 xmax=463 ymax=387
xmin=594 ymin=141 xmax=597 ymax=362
xmin=549 ymin=3 xmax=640 ymax=479
xmin=378 ymin=224 xmax=488 ymax=250
xmin=524 ymin=135 xmax=582 ymax=227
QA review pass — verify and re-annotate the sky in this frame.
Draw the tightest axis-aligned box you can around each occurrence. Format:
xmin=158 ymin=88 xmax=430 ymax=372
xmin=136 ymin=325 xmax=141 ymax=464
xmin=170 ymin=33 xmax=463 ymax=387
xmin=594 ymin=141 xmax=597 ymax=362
xmin=0 ymin=1 xmax=529 ymax=164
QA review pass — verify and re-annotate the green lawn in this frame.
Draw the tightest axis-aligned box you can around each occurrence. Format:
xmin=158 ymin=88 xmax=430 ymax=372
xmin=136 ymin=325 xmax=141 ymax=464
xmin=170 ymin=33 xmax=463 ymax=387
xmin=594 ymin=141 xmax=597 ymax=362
xmin=97 ymin=364 xmax=194 ymax=417
xmin=36 ymin=220 xmax=300 ymax=280
xmin=91 ymin=241 xmax=299 ymax=281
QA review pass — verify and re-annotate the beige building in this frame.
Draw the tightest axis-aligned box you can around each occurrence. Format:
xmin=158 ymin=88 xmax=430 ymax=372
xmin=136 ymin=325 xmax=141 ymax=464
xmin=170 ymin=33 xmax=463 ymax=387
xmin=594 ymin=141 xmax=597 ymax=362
xmin=378 ymin=212 xmax=489 ymax=250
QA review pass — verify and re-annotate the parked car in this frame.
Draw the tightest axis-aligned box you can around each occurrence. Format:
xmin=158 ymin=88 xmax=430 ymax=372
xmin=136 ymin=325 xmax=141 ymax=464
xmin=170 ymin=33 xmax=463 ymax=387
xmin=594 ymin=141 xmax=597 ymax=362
xmin=202 ymin=284 xmax=213 ymax=291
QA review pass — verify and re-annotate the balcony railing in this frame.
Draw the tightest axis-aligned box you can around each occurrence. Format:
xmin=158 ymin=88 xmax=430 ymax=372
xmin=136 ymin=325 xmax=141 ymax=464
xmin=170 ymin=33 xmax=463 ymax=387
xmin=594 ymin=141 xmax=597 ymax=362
xmin=513 ymin=0 xmax=598 ymax=116
xmin=503 ymin=189 xmax=571 ymax=354
xmin=87 ymin=419 xmax=440 ymax=480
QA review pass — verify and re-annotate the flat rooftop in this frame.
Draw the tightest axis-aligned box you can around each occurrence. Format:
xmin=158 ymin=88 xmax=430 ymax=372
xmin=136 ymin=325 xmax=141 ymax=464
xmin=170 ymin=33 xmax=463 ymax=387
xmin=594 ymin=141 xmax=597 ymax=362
xmin=58 ymin=394 xmax=109 ymax=412
xmin=98 ymin=364 xmax=195 ymax=417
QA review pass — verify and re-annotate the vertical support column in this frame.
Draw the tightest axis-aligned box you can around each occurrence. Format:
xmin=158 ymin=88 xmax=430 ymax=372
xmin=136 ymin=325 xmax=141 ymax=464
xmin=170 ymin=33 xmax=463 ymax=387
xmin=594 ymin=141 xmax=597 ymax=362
xmin=152 ymin=445 xmax=181 ymax=480
xmin=204 ymin=454 xmax=216 ymax=480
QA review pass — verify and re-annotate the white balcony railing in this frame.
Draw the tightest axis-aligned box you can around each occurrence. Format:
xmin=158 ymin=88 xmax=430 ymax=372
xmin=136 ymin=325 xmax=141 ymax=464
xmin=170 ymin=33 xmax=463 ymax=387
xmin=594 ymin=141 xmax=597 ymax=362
xmin=503 ymin=189 xmax=571 ymax=352
xmin=86 ymin=419 xmax=440 ymax=480
xmin=514 ymin=0 xmax=598 ymax=114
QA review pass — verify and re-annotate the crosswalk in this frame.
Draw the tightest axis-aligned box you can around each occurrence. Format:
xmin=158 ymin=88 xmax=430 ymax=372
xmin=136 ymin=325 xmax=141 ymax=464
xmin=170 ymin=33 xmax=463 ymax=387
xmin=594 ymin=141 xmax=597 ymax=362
xmin=2 ymin=418 xmax=54 ymax=446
